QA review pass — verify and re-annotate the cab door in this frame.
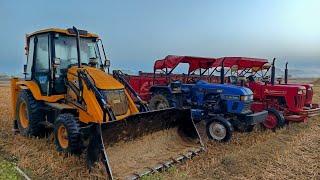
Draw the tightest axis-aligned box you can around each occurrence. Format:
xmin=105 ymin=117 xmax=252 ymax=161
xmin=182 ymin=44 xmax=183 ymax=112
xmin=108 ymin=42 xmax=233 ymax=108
xmin=32 ymin=33 xmax=51 ymax=95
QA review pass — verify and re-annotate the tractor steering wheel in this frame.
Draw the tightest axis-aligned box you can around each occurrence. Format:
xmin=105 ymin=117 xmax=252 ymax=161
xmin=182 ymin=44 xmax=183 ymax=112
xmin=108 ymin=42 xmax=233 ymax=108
xmin=187 ymin=76 xmax=197 ymax=83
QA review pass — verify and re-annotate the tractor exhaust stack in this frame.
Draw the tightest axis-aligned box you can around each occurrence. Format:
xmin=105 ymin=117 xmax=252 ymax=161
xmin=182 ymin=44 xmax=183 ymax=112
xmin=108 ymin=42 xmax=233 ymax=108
xmin=285 ymin=62 xmax=288 ymax=84
xmin=271 ymin=58 xmax=276 ymax=85
xmin=220 ymin=58 xmax=225 ymax=84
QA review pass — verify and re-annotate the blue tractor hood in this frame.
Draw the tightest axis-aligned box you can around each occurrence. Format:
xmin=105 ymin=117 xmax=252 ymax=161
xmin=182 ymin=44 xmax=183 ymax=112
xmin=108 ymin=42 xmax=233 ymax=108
xmin=195 ymin=80 xmax=253 ymax=96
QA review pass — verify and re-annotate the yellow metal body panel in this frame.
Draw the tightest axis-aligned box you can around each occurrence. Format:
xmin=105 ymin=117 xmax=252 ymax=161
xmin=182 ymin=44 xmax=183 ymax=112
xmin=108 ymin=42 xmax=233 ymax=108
xmin=11 ymin=78 xmax=19 ymax=119
xmin=16 ymin=81 xmax=64 ymax=102
xmin=68 ymin=66 xmax=125 ymax=90
xmin=11 ymin=78 xmax=64 ymax=119
xmin=26 ymin=28 xmax=98 ymax=38
xmin=66 ymin=66 xmax=139 ymax=124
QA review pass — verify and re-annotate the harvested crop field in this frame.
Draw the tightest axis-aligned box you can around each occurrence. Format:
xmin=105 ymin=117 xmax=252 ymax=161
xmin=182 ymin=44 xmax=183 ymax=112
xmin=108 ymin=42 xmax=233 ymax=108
xmin=0 ymin=79 xmax=319 ymax=179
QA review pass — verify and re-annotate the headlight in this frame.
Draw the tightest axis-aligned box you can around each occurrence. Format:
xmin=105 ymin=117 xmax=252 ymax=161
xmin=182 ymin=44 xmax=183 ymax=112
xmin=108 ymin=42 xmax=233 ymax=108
xmin=297 ymin=89 xmax=305 ymax=95
xmin=240 ymin=95 xmax=253 ymax=101
xmin=307 ymin=87 xmax=312 ymax=91
xmin=240 ymin=95 xmax=249 ymax=101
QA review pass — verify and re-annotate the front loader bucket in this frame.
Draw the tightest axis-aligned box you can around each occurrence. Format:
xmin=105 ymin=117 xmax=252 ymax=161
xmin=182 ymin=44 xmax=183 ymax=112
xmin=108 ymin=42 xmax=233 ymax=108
xmin=87 ymin=108 xmax=204 ymax=179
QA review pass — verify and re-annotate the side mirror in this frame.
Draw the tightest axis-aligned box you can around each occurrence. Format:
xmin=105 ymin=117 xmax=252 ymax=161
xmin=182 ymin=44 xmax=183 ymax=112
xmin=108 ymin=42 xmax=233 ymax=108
xmin=23 ymin=64 xmax=27 ymax=74
xmin=104 ymin=59 xmax=110 ymax=68
xmin=24 ymin=46 xmax=29 ymax=56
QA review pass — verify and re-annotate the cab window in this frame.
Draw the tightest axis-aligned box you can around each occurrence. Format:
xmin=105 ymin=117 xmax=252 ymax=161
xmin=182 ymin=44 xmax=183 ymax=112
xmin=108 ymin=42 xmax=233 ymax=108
xmin=34 ymin=33 xmax=50 ymax=94
xmin=35 ymin=34 xmax=49 ymax=72
xmin=25 ymin=37 xmax=34 ymax=80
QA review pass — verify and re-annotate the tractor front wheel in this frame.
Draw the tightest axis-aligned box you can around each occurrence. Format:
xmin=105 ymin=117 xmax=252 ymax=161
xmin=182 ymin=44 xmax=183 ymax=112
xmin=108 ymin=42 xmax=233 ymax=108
xmin=149 ymin=93 xmax=170 ymax=110
xmin=16 ymin=90 xmax=45 ymax=137
xmin=54 ymin=113 xmax=83 ymax=154
xmin=262 ymin=108 xmax=285 ymax=131
xmin=206 ymin=117 xmax=233 ymax=142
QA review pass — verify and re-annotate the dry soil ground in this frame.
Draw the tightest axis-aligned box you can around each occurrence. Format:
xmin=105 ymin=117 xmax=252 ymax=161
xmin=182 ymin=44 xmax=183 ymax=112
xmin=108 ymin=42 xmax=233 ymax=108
xmin=0 ymin=79 xmax=319 ymax=180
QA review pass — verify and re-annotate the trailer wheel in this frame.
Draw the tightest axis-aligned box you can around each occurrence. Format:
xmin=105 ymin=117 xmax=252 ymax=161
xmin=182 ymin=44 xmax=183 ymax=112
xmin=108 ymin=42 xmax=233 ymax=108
xmin=16 ymin=89 xmax=45 ymax=137
xmin=149 ymin=93 xmax=170 ymax=110
xmin=54 ymin=113 xmax=83 ymax=154
xmin=262 ymin=108 xmax=285 ymax=130
xmin=206 ymin=117 xmax=233 ymax=142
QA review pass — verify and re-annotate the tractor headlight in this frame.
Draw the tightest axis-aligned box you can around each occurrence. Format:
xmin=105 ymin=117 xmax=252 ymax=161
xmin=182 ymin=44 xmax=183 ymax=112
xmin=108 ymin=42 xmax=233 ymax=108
xmin=297 ymin=89 xmax=305 ymax=95
xmin=240 ymin=95 xmax=248 ymax=101
xmin=240 ymin=95 xmax=253 ymax=101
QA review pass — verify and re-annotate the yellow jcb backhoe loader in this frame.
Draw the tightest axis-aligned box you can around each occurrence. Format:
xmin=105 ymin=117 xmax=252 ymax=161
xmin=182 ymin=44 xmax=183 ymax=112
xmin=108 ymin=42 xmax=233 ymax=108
xmin=11 ymin=27 xmax=204 ymax=179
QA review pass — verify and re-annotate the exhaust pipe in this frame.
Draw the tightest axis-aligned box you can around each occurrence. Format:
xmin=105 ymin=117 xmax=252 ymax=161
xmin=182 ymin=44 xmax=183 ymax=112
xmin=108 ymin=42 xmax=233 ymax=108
xmin=271 ymin=58 xmax=276 ymax=85
xmin=285 ymin=62 xmax=288 ymax=84
xmin=73 ymin=26 xmax=81 ymax=68
xmin=220 ymin=58 xmax=225 ymax=84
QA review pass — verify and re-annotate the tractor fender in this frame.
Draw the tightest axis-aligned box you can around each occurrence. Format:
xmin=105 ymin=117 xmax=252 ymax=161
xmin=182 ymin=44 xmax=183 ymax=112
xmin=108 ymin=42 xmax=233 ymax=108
xmin=16 ymin=81 xmax=64 ymax=102
xmin=149 ymin=86 xmax=184 ymax=108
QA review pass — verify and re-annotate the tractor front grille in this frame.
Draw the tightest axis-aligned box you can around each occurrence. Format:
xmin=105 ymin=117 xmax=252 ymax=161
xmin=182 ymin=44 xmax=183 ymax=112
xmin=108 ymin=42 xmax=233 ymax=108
xmin=241 ymin=102 xmax=252 ymax=113
xmin=306 ymin=89 xmax=312 ymax=101
xmin=102 ymin=89 xmax=129 ymax=116
xmin=243 ymin=102 xmax=251 ymax=111
xmin=294 ymin=95 xmax=304 ymax=109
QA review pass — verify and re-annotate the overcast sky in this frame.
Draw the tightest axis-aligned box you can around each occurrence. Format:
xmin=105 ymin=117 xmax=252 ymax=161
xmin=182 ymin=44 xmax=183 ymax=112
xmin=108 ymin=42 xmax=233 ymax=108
xmin=0 ymin=0 xmax=319 ymax=75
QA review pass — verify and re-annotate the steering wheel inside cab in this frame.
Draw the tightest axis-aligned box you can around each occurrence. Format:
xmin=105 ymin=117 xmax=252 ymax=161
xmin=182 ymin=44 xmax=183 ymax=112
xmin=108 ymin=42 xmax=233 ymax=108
xmin=261 ymin=76 xmax=270 ymax=83
xmin=186 ymin=73 xmax=198 ymax=83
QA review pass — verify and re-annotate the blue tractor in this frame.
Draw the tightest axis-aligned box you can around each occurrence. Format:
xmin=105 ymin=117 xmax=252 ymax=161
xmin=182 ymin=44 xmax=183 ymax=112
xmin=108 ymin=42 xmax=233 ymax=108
xmin=148 ymin=55 xmax=268 ymax=142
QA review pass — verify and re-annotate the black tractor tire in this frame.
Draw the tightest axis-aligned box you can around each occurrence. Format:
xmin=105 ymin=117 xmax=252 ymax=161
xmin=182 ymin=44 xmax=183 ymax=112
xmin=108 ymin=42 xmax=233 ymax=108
xmin=54 ymin=113 xmax=83 ymax=155
xmin=262 ymin=108 xmax=286 ymax=131
xmin=149 ymin=93 xmax=170 ymax=110
xmin=16 ymin=89 xmax=45 ymax=137
xmin=206 ymin=116 xmax=233 ymax=142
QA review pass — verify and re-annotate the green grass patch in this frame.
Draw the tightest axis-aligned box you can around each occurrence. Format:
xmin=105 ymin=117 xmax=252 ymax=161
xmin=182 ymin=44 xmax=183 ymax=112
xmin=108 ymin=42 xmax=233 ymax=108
xmin=0 ymin=157 xmax=20 ymax=180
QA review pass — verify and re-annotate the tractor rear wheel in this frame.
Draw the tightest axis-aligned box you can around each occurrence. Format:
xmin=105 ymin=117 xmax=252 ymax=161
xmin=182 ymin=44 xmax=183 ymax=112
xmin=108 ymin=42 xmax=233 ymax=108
xmin=54 ymin=113 xmax=83 ymax=154
xmin=16 ymin=90 xmax=45 ymax=137
xmin=206 ymin=117 xmax=233 ymax=142
xmin=262 ymin=108 xmax=285 ymax=131
xmin=149 ymin=93 xmax=170 ymax=110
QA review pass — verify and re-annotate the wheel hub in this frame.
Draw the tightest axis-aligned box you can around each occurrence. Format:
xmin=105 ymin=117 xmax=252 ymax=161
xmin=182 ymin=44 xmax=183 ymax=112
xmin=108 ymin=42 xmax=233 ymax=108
xmin=263 ymin=113 xmax=277 ymax=129
xmin=157 ymin=101 xmax=168 ymax=109
xmin=19 ymin=101 xmax=29 ymax=128
xmin=58 ymin=125 xmax=69 ymax=149
xmin=209 ymin=122 xmax=227 ymax=140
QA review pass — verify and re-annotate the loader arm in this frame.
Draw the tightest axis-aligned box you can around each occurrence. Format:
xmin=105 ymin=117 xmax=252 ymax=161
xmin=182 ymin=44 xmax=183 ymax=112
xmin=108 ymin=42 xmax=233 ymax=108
xmin=113 ymin=70 xmax=149 ymax=112
xmin=77 ymin=69 xmax=117 ymax=122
